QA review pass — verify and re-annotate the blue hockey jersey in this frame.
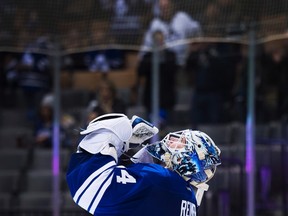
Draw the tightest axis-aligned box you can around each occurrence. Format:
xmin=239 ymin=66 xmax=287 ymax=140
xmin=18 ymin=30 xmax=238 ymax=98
xmin=66 ymin=151 xmax=198 ymax=216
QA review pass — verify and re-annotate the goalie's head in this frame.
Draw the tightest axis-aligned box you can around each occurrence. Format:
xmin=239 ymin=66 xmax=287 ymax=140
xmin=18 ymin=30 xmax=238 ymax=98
xmin=146 ymin=129 xmax=221 ymax=187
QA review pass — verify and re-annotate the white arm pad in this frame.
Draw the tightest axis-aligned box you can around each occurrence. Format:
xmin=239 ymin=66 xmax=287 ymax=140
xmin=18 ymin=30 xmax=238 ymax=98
xmin=78 ymin=130 xmax=125 ymax=157
xmin=78 ymin=113 xmax=132 ymax=158
xmin=100 ymin=144 xmax=118 ymax=162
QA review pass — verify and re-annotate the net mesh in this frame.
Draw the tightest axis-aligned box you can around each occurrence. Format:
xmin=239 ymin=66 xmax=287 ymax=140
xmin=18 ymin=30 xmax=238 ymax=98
xmin=0 ymin=0 xmax=288 ymax=54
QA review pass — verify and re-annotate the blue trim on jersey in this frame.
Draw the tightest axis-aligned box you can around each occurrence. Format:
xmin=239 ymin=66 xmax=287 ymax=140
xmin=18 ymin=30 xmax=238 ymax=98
xmin=75 ymin=163 xmax=116 ymax=204
xmin=67 ymin=152 xmax=116 ymax=198
xmin=87 ymin=169 xmax=114 ymax=212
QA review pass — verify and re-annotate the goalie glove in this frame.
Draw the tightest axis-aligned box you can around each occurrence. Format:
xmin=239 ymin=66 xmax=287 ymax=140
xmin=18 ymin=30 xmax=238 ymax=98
xmin=128 ymin=115 xmax=159 ymax=145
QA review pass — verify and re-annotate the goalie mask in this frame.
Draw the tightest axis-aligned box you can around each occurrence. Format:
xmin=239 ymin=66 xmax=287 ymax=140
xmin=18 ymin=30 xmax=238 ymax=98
xmin=146 ymin=129 xmax=221 ymax=187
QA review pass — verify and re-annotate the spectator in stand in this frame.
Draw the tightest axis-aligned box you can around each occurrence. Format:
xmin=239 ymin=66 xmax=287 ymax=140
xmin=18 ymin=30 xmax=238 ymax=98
xmin=81 ymin=77 xmax=129 ymax=163
xmin=136 ymin=30 xmax=178 ymax=128
xmin=230 ymin=43 xmax=284 ymax=123
xmin=33 ymin=94 xmax=74 ymax=148
xmin=84 ymin=77 xmax=127 ymax=127
xmin=114 ymin=0 xmax=129 ymax=18
xmin=185 ymin=42 xmax=239 ymax=126
xmin=2 ymin=52 xmax=20 ymax=107
xmin=84 ymin=49 xmax=126 ymax=74
xmin=33 ymin=99 xmax=54 ymax=148
xmin=261 ymin=40 xmax=288 ymax=121
xmin=139 ymin=0 xmax=202 ymax=67
xmin=85 ymin=51 xmax=110 ymax=75
xmin=17 ymin=36 xmax=52 ymax=122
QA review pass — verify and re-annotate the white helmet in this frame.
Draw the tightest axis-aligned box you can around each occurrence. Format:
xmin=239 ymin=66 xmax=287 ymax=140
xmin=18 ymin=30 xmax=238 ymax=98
xmin=146 ymin=129 xmax=221 ymax=187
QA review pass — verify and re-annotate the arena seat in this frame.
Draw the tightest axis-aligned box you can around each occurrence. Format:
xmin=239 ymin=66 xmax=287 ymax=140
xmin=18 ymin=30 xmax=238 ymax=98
xmin=17 ymin=192 xmax=53 ymax=209
xmin=63 ymin=192 xmax=81 ymax=210
xmin=26 ymin=171 xmax=53 ymax=192
xmin=0 ymin=127 xmax=33 ymax=149
xmin=0 ymin=171 xmax=19 ymax=194
xmin=197 ymin=124 xmax=233 ymax=146
xmin=0 ymin=149 xmax=29 ymax=170
xmin=30 ymin=148 xmax=70 ymax=171
xmin=0 ymin=109 xmax=30 ymax=127
xmin=0 ymin=193 xmax=11 ymax=209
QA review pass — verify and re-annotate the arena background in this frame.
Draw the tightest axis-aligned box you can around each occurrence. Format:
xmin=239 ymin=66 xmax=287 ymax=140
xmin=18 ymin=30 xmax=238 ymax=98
xmin=0 ymin=0 xmax=287 ymax=216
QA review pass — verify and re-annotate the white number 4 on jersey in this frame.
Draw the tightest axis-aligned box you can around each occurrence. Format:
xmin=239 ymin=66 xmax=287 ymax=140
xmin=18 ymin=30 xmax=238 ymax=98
xmin=116 ymin=170 xmax=136 ymax=184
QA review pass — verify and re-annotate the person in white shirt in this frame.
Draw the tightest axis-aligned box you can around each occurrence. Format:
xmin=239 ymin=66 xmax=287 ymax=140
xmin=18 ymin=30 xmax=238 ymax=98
xmin=140 ymin=0 xmax=202 ymax=66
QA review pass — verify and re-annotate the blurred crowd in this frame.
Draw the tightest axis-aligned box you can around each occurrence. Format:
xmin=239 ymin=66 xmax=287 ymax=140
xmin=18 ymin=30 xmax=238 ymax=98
xmin=2 ymin=41 xmax=288 ymax=149
xmin=1 ymin=0 xmax=288 ymax=150
xmin=1 ymin=0 xmax=288 ymax=49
